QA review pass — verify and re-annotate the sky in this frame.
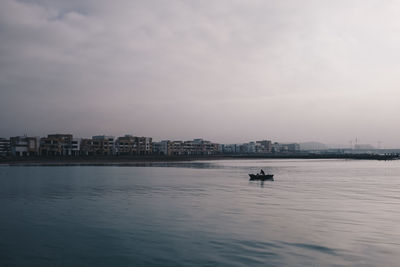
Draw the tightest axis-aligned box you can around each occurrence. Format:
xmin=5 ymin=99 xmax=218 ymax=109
xmin=1 ymin=0 xmax=400 ymax=147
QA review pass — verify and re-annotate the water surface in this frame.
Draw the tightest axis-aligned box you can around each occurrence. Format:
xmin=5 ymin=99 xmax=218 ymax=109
xmin=1 ymin=159 xmax=400 ymax=266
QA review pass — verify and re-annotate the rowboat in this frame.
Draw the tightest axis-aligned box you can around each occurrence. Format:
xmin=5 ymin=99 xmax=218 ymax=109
xmin=248 ymin=173 xmax=274 ymax=181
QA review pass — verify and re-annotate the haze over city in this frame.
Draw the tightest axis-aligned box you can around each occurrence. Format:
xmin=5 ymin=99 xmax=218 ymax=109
xmin=1 ymin=0 xmax=400 ymax=147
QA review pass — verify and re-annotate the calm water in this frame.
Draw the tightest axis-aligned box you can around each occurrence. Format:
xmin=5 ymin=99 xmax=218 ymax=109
xmin=1 ymin=159 xmax=400 ymax=266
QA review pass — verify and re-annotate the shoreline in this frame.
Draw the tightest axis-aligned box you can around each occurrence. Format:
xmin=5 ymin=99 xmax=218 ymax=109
xmin=0 ymin=153 xmax=399 ymax=166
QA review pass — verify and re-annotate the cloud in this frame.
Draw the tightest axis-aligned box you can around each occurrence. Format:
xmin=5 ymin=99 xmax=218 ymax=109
xmin=1 ymin=0 xmax=400 ymax=146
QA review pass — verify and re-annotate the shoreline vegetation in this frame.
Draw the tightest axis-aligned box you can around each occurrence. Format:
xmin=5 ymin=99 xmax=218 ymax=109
xmin=1 ymin=153 xmax=399 ymax=166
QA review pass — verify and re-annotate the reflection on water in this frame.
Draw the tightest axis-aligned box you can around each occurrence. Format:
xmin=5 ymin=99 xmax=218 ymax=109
xmin=1 ymin=159 xmax=400 ymax=266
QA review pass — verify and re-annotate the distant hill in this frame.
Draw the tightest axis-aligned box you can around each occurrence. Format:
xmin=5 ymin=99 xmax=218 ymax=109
xmin=300 ymin=142 xmax=328 ymax=151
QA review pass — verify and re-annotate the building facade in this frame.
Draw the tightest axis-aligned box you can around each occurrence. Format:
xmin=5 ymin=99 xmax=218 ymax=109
xmin=0 ymin=138 xmax=10 ymax=156
xmin=272 ymin=143 xmax=300 ymax=153
xmin=152 ymin=140 xmax=171 ymax=155
xmin=10 ymin=136 xmax=39 ymax=156
xmin=115 ymin=135 xmax=152 ymax=155
xmin=167 ymin=139 xmax=219 ymax=155
xmin=39 ymin=134 xmax=79 ymax=156
xmin=80 ymin=135 xmax=114 ymax=156
xmin=221 ymin=144 xmax=241 ymax=154
xmin=255 ymin=140 xmax=272 ymax=153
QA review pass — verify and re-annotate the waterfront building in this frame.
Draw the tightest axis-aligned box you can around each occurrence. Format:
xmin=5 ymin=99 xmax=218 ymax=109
xmin=241 ymin=142 xmax=256 ymax=153
xmin=39 ymin=134 xmax=79 ymax=156
xmin=271 ymin=142 xmax=280 ymax=153
xmin=221 ymin=144 xmax=241 ymax=154
xmin=182 ymin=139 xmax=202 ymax=155
xmin=115 ymin=135 xmax=152 ymax=155
xmin=287 ymin=143 xmax=300 ymax=152
xmin=193 ymin=139 xmax=219 ymax=155
xmin=152 ymin=142 xmax=161 ymax=155
xmin=71 ymin=138 xmax=81 ymax=155
xmin=238 ymin=140 xmax=272 ymax=154
xmin=152 ymin=140 xmax=171 ymax=155
xmin=168 ymin=139 xmax=219 ymax=155
xmin=115 ymin=135 xmax=136 ymax=155
xmin=137 ymin=136 xmax=152 ymax=155
xmin=10 ymin=136 xmax=39 ymax=156
xmin=256 ymin=140 xmax=272 ymax=153
xmin=80 ymin=135 xmax=114 ymax=156
xmin=170 ymin=141 xmax=184 ymax=155
xmin=0 ymin=138 xmax=10 ymax=156
xmin=275 ymin=143 xmax=300 ymax=153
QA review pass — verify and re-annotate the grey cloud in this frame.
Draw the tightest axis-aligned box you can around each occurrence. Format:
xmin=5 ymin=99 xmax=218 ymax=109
xmin=1 ymin=0 xmax=400 ymax=146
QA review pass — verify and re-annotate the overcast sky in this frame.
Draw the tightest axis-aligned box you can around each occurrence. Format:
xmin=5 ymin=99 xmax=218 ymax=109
xmin=1 ymin=0 xmax=400 ymax=147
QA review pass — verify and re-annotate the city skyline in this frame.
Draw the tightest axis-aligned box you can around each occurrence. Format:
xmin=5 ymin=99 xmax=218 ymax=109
xmin=0 ymin=132 xmax=383 ymax=150
xmin=2 ymin=1 xmax=400 ymax=147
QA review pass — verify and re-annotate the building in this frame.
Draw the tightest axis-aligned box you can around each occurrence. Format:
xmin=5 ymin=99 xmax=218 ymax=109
xmin=115 ymin=135 xmax=136 ymax=155
xmin=80 ymin=135 xmax=114 ymax=156
xmin=71 ymin=138 xmax=81 ymax=155
xmin=182 ymin=139 xmax=202 ymax=155
xmin=168 ymin=139 xmax=219 ymax=155
xmin=10 ymin=136 xmax=39 ymax=156
xmin=137 ymin=136 xmax=152 ymax=155
xmin=0 ymin=138 xmax=10 ymax=156
xmin=153 ymin=140 xmax=171 ymax=155
xmin=271 ymin=142 xmax=280 ymax=153
xmin=274 ymin=143 xmax=300 ymax=153
xmin=39 ymin=134 xmax=79 ymax=156
xmin=193 ymin=139 xmax=219 ymax=155
xmin=221 ymin=144 xmax=241 ymax=154
xmin=234 ymin=140 xmax=272 ymax=154
xmin=287 ymin=143 xmax=300 ymax=152
xmin=241 ymin=142 xmax=256 ymax=153
xmin=115 ymin=135 xmax=152 ymax=155
xmin=255 ymin=140 xmax=272 ymax=153
xmin=170 ymin=141 xmax=184 ymax=155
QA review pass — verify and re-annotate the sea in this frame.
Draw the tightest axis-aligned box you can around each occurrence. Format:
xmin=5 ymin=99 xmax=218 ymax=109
xmin=0 ymin=159 xmax=400 ymax=266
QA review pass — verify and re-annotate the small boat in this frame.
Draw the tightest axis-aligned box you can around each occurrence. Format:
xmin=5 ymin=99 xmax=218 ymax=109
xmin=249 ymin=173 xmax=274 ymax=181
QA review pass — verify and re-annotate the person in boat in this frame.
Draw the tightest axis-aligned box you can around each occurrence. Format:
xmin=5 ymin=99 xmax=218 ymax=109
xmin=260 ymin=169 xmax=265 ymax=175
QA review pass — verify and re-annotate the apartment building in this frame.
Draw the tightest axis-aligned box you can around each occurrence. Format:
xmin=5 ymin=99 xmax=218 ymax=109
xmin=271 ymin=142 xmax=300 ymax=153
xmin=221 ymin=144 xmax=241 ymax=154
xmin=10 ymin=136 xmax=39 ymax=156
xmin=80 ymin=135 xmax=114 ymax=156
xmin=39 ymin=134 xmax=79 ymax=156
xmin=169 ymin=141 xmax=184 ymax=155
xmin=115 ymin=135 xmax=152 ymax=155
xmin=168 ymin=139 xmax=219 ymax=155
xmin=256 ymin=140 xmax=272 ymax=153
xmin=153 ymin=140 xmax=171 ymax=155
xmin=0 ymin=138 xmax=10 ymax=156
xmin=241 ymin=142 xmax=256 ymax=153
xmin=137 ymin=136 xmax=152 ymax=155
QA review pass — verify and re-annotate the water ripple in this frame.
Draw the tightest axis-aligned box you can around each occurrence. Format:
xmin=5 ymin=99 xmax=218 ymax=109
xmin=1 ymin=160 xmax=400 ymax=266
